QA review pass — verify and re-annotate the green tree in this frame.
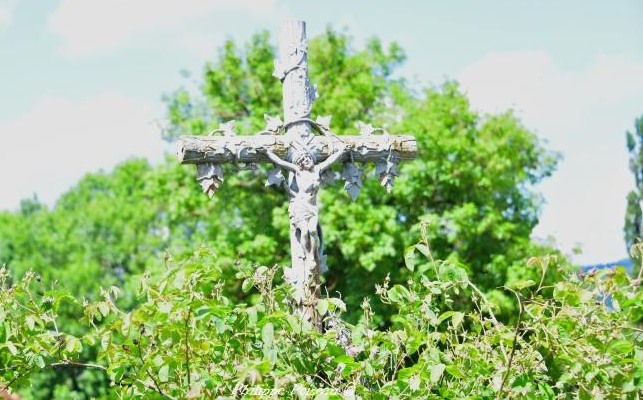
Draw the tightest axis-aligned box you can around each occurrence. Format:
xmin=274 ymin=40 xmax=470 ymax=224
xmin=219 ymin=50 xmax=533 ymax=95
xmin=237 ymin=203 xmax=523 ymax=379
xmin=1 ymin=28 xmax=560 ymax=322
xmin=0 ymin=159 xmax=167 ymax=399
xmin=0 ymin=159 xmax=164 ymax=299
xmin=625 ymin=116 xmax=643 ymax=256
xmin=163 ymin=28 xmax=560 ymax=320
xmin=0 ymin=27 xmax=564 ymax=398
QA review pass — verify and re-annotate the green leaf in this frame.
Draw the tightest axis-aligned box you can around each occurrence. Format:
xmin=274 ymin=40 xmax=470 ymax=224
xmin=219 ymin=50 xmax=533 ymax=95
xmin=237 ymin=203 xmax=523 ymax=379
xmin=98 ymin=302 xmax=109 ymax=317
xmin=25 ymin=315 xmax=35 ymax=330
xmin=537 ymin=382 xmax=556 ymax=398
xmin=397 ymin=367 xmax=414 ymax=380
xmin=437 ymin=262 xmax=468 ymax=282
xmin=415 ymin=243 xmax=431 ymax=258
xmin=445 ymin=364 xmax=464 ymax=378
xmin=328 ymin=298 xmax=346 ymax=312
xmin=608 ymin=339 xmax=634 ymax=355
xmin=6 ymin=341 xmax=17 ymax=356
xmin=286 ymin=314 xmax=302 ymax=333
xmin=65 ymin=337 xmax=82 ymax=354
xmin=314 ymin=393 xmax=330 ymax=400
xmin=430 ymin=363 xmax=446 ymax=383
xmin=121 ymin=313 xmax=131 ymax=336
xmin=451 ymin=312 xmax=464 ymax=329
xmin=388 ymin=285 xmax=411 ymax=303
xmin=158 ymin=302 xmax=172 ymax=314
xmin=409 ymin=374 xmax=420 ymax=391
xmin=152 ymin=355 xmax=164 ymax=367
xmin=170 ymin=269 xmax=186 ymax=289
xmin=364 ymin=362 xmax=375 ymax=377
xmin=82 ymin=334 xmax=97 ymax=347
xmin=159 ymin=364 xmax=169 ymax=383
xmin=437 ymin=311 xmax=455 ymax=325
xmin=262 ymin=322 xmax=274 ymax=348
xmin=316 ymin=299 xmax=329 ymax=316
xmin=510 ymin=279 xmax=536 ymax=290
xmin=34 ymin=355 xmax=45 ymax=369
xmin=101 ymin=332 xmax=110 ymax=351
xmin=241 ymin=278 xmax=254 ymax=293
xmin=262 ymin=322 xmax=278 ymax=363
xmin=246 ymin=306 xmax=258 ymax=327
xmin=579 ymin=290 xmax=593 ymax=303
xmin=404 ymin=246 xmax=416 ymax=271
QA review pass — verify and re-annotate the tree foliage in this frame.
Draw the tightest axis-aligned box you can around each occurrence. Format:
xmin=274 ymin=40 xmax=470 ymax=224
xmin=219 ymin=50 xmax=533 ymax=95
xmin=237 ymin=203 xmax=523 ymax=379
xmin=0 ymin=27 xmax=572 ymax=397
xmin=625 ymin=116 xmax=643 ymax=260
xmin=161 ymin=28 xmax=561 ymax=320
xmin=1 ymin=244 xmax=641 ymax=398
xmin=0 ymin=28 xmax=561 ymax=317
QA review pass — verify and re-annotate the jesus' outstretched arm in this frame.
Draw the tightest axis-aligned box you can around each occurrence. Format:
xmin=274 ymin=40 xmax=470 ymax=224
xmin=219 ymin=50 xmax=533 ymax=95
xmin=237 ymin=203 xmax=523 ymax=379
xmin=264 ymin=149 xmax=297 ymax=172
xmin=318 ymin=141 xmax=347 ymax=171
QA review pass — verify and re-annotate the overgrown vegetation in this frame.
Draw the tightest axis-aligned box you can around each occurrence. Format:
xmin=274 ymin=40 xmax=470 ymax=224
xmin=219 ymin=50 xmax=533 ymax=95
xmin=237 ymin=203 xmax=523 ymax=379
xmin=1 ymin=28 xmax=637 ymax=398
xmin=1 ymin=237 xmax=641 ymax=398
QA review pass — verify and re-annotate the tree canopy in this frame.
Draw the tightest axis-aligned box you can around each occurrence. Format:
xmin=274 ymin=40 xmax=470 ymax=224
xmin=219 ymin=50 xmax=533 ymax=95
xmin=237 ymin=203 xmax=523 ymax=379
xmin=0 ymin=28 xmax=563 ymax=327
xmin=161 ymin=27 xmax=561 ymax=320
xmin=625 ymin=116 xmax=643 ymax=255
xmin=0 ymin=28 xmax=598 ymax=399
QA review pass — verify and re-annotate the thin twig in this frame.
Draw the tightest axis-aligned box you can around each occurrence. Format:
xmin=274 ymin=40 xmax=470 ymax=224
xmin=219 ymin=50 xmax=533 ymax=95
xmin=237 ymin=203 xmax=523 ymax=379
xmin=498 ymin=288 xmax=523 ymax=398
xmin=537 ymin=256 xmax=549 ymax=292
xmin=466 ymin=281 xmax=500 ymax=326
xmin=144 ymin=368 xmax=167 ymax=399
xmin=464 ymin=281 xmax=509 ymax=363
xmin=136 ymin=339 xmax=168 ymax=399
xmin=126 ymin=378 xmax=178 ymax=400
xmin=623 ymin=326 xmax=643 ymax=333
xmin=51 ymin=361 xmax=107 ymax=371
xmin=1 ymin=367 xmax=30 ymax=391
xmin=184 ymin=305 xmax=193 ymax=386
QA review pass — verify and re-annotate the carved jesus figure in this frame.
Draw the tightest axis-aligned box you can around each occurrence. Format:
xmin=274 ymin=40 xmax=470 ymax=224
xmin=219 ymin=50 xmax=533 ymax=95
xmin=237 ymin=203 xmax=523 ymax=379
xmin=263 ymin=142 xmax=346 ymax=272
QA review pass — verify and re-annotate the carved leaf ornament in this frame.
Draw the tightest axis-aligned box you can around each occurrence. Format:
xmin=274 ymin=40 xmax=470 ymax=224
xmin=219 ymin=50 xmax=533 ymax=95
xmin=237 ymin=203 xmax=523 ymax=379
xmin=196 ymin=163 xmax=224 ymax=198
xmin=195 ymin=117 xmax=400 ymax=199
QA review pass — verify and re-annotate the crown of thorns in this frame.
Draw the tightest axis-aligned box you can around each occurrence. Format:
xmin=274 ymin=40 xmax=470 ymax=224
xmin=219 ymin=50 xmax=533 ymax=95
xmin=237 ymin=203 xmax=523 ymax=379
xmin=293 ymin=150 xmax=315 ymax=164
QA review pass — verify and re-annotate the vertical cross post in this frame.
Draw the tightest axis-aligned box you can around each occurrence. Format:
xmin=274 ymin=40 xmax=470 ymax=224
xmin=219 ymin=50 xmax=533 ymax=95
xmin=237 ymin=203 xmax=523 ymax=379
xmin=276 ymin=20 xmax=320 ymax=326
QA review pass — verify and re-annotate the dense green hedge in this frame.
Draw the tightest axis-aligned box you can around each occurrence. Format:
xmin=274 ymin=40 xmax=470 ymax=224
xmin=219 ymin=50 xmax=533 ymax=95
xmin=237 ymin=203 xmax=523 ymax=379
xmin=2 ymin=240 xmax=640 ymax=399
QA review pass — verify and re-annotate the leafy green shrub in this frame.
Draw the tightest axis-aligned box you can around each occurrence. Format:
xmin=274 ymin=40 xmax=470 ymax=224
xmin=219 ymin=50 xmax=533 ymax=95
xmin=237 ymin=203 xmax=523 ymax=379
xmin=1 ymin=242 xmax=641 ymax=399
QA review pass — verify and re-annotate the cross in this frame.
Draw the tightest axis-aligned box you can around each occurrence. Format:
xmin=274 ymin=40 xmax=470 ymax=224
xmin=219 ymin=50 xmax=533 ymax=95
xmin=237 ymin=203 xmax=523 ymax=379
xmin=177 ymin=20 xmax=416 ymax=329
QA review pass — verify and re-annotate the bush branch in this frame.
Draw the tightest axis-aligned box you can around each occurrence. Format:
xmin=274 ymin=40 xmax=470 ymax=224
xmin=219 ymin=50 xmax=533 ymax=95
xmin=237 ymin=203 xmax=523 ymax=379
xmin=498 ymin=288 xmax=524 ymax=398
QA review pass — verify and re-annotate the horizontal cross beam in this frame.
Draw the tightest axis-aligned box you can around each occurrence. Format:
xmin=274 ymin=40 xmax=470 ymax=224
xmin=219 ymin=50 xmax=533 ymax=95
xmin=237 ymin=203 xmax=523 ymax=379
xmin=177 ymin=134 xmax=417 ymax=165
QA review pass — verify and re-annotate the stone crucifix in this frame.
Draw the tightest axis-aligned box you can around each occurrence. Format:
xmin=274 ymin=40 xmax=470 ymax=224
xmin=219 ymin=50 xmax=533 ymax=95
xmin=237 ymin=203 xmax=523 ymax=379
xmin=177 ymin=20 xmax=416 ymax=329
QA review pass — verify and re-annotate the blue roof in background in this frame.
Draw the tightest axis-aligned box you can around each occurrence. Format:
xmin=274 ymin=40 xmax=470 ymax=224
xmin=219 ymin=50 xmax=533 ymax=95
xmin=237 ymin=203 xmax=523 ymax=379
xmin=581 ymin=258 xmax=634 ymax=274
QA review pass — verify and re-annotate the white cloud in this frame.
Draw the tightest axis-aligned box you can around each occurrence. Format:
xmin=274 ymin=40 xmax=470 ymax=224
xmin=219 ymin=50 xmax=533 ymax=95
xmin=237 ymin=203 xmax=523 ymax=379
xmin=459 ymin=51 xmax=643 ymax=145
xmin=0 ymin=0 xmax=18 ymax=32
xmin=0 ymin=93 xmax=167 ymax=210
xmin=48 ymin=0 xmax=277 ymax=57
xmin=458 ymin=51 xmax=643 ymax=264
xmin=176 ymin=31 xmax=224 ymax=59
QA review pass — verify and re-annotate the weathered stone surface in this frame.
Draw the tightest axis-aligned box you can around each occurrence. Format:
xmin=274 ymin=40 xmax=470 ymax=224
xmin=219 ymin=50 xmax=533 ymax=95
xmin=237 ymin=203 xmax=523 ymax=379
xmin=177 ymin=134 xmax=417 ymax=164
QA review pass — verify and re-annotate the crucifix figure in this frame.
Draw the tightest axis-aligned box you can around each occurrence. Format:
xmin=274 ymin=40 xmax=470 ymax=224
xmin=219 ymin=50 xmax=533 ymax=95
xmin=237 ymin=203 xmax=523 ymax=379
xmin=263 ymin=142 xmax=346 ymax=277
xmin=177 ymin=20 xmax=416 ymax=329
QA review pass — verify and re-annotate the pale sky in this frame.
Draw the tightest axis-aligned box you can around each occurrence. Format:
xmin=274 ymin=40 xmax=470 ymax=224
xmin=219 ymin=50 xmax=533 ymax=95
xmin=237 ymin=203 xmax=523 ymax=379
xmin=0 ymin=0 xmax=641 ymax=265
